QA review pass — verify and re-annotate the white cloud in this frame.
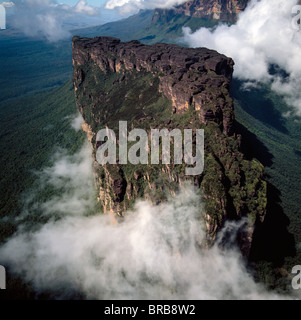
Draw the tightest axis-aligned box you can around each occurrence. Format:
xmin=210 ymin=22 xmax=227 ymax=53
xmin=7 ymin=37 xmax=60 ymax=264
xmin=0 ymin=2 xmax=15 ymax=7
xmin=105 ymin=0 xmax=187 ymax=15
xmin=182 ymin=0 xmax=301 ymax=116
xmin=10 ymin=0 xmax=100 ymax=41
xmin=73 ymin=0 xmax=99 ymax=16
xmin=70 ymin=113 xmax=84 ymax=131
xmin=0 ymin=138 xmax=292 ymax=299
xmin=22 ymin=142 xmax=95 ymax=221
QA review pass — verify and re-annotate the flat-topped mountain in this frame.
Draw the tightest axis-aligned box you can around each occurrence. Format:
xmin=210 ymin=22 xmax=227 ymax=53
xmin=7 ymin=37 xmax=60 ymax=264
xmin=72 ymin=36 xmax=267 ymax=252
xmin=73 ymin=36 xmax=235 ymax=135
xmin=153 ymin=0 xmax=249 ymax=23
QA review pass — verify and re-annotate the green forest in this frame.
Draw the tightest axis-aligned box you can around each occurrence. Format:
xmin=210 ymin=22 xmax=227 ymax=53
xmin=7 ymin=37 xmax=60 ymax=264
xmin=0 ymin=9 xmax=301 ymax=297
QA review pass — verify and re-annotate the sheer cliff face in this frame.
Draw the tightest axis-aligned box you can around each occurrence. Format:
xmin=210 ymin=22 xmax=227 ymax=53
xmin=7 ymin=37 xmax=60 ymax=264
xmin=72 ymin=36 xmax=267 ymax=250
xmin=153 ymin=0 xmax=249 ymax=23
xmin=73 ymin=36 xmax=235 ymax=135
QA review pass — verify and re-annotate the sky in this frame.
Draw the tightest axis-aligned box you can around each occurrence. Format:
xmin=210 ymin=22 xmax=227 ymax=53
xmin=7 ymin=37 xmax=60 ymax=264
xmin=63 ymin=0 xmax=107 ymax=5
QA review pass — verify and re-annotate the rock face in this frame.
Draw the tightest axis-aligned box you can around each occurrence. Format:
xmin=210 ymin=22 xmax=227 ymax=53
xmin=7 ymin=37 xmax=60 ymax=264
xmin=73 ymin=36 xmax=235 ymax=135
xmin=152 ymin=0 xmax=249 ymax=23
xmin=72 ymin=36 xmax=267 ymax=252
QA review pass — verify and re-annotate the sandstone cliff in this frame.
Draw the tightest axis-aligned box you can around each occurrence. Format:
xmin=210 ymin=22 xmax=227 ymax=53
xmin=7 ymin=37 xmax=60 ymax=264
xmin=72 ymin=36 xmax=267 ymax=251
xmin=152 ymin=0 xmax=249 ymax=23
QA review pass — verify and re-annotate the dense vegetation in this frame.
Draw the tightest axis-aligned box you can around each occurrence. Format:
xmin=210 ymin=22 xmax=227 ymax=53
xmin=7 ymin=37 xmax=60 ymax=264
xmin=77 ymin=9 xmax=220 ymax=44
xmin=0 ymin=9 xmax=300 ymax=296
xmin=231 ymin=80 xmax=301 ymax=290
xmin=0 ymin=80 xmax=85 ymax=242
xmin=0 ymin=34 xmax=72 ymax=102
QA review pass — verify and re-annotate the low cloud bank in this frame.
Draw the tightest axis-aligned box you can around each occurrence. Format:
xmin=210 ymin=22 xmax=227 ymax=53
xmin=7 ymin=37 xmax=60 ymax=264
xmin=183 ymin=0 xmax=301 ymax=116
xmin=0 ymin=137 xmax=287 ymax=300
xmin=8 ymin=0 xmax=100 ymax=41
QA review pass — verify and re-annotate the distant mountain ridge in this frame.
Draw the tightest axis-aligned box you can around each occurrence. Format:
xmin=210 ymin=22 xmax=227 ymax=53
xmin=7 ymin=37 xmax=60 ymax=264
xmin=153 ymin=0 xmax=249 ymax=23
xmin=77 ymin=0 xmax=250 ymax=44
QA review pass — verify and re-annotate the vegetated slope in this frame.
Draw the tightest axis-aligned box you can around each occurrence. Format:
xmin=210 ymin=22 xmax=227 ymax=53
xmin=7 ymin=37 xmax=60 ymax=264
xmin=77 ymin=1 xmax=249 ymax=43
xmin=77 ymin=10 xmax=155 ymax=41
xmin=0 ymin=80 xmax=85 ymax=242
xmin=153 ymin=0 xmax=249 ymax=22
xmin=231 ymin=80 xmax=300 ymax=289
xmin=76 ymin=9 xmax=220 ymax=44
xmin=0 ymin=33 xmax=86 ymax=298
xmin=0 ymin=33 xmax=72 ymax=102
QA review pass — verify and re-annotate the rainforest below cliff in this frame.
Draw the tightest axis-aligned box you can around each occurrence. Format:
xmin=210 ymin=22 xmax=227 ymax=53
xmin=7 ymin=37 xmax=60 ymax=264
xmin=0 ymin=0 xmax=301 ymax=299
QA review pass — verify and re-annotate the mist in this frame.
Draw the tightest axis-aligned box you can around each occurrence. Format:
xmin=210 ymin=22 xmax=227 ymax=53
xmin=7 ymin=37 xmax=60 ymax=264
xmin=8 ymin=0 xmax=101 ymax=41
xmin=70 ymin=113 xmax=85 ymax=131
xmin=0 ymin=117 xmax=290 ymax=300
xmin=182 ymin=0 xmax=301 ymax=117
xmin=105 ymin=0 xmax=187 ymax=15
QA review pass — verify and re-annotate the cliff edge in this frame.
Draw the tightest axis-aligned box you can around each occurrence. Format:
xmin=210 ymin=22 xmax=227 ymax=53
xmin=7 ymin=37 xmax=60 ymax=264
xmin=152 ymin=0 xmax=249 ymax=23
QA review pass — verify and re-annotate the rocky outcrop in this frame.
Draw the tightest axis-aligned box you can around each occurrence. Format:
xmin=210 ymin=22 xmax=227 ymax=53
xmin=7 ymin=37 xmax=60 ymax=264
xmin=152 ymin=0 xmax=249 ymax=23
xmin=73 ymin=36 xmax=235 ymax=135
xmin=72 ymin=36 xmax=267 ymax=251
